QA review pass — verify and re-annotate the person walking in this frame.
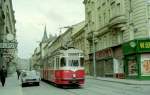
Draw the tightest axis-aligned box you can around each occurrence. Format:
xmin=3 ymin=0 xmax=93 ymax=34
xmin=0 ymin=66 xmax=7 ymax=87
xmin=16 ymin=69 xmax=20 ymax=79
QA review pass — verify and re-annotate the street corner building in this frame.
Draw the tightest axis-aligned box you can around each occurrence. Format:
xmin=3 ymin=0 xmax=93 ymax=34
xmin=84 ymin=0 xmax=150 ymax=80
xmin=123 ymin=39 xmax=150 ymax=80
xmin=0 ymin=0 xmax=17 ymax=73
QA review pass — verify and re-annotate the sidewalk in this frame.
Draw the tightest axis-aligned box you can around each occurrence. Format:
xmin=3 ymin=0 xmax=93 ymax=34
xmin=86 ymin=76 xmax=150 ymax=85
xmin=0 ymin=73 xmax=23 ymax=95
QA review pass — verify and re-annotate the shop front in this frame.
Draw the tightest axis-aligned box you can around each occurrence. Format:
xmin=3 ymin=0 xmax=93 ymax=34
xmin=123 ymin=39 xmax=150 ymax=80
xmin=89 ymin=48 xmax=114 ymax=77
xmin=112 ymin=46 xmax=124 ymax=78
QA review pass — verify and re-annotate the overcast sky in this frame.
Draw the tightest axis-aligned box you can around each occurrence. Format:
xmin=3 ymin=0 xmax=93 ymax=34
xmin=12 ymin=0 xmax=85 ymax=59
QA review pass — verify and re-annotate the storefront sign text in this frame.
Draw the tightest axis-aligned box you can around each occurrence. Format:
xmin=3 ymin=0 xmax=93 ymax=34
xmin=139 ymin=42 xmax=150 ymax=49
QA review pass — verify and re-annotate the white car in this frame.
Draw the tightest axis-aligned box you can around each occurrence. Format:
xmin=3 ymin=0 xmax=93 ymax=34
xmin=20 ymin=70 xmax=40 ymax=87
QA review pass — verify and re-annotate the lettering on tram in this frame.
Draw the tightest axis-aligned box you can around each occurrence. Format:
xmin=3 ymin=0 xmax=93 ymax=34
xmin=41 ymin=47 xmax=85 ymax=87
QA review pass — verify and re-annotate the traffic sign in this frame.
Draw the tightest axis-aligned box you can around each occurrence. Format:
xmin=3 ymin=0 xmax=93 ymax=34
xmin=0 ymin=42 xmax=17 ymax=49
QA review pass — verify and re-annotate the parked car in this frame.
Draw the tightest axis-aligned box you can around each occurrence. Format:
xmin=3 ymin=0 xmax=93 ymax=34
xmin=20 ymin=70 xmax=40 ymax=87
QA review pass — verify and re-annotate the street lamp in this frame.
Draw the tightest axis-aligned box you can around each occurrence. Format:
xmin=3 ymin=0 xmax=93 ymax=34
xmin=59 ymin=26 xmax=72 ymax=35
xmin=59 ymin=26 xmax=73 ymax=48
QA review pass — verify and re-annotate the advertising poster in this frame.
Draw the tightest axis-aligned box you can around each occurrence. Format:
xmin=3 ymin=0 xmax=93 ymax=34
xmin=141 ymin=54 xmax=150 ymax=76
xmin=128 ymin=60 xmax=137 ymax=76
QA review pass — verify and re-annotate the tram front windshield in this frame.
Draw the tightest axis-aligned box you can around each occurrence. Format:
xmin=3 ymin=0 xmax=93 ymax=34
xmin=68 ymin=60 xmax=79 ymax=67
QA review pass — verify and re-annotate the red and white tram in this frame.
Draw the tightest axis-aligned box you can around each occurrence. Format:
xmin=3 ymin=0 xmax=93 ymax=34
xmin=41 ymin=47 xmax=85 ymax=86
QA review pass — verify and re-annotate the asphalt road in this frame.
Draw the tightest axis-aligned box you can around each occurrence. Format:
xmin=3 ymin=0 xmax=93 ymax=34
xmin=0 ymin=74 xmax=150 ymax=95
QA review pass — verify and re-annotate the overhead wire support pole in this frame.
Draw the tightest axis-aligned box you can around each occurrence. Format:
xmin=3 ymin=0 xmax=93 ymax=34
xmin=92 ymin=32 xmax=96 ymax=78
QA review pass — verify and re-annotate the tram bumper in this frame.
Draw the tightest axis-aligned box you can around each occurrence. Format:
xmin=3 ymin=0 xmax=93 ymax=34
xmin=56 ymin=78 xmax=85 ymax=85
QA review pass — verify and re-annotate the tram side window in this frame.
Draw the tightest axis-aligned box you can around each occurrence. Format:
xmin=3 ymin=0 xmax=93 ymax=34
xmin=52 ymin=59 xmax=54 ymax=69
xmin=56 ymin=58 xmax=59 ymax=69
xmin=60 ymin=57 xmax=66 ymax=67
xmin=80 ymin=58 xmax=84 ymax=67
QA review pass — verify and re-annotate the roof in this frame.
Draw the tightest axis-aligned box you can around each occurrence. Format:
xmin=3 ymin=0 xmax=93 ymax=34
xmin=42 ymin=25 xmax=48 ymax=42
xmin=71 ymin=21 xmax=85 ymax=36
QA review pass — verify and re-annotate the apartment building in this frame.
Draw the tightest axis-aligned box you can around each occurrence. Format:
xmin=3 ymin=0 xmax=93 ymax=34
xmin=84 ymin=0 xmax=150 ymax=79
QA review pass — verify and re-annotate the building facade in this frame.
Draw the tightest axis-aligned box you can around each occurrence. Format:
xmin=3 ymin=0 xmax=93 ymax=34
xmin=31 ymin=22 xmax=90 ymax=75
xmin=84 ymin=0 xmax=150 ymax=79
xmin=45 ymin=22 xmax=90 ymax=74
xmin=71 ymin=21 xmax=90 ymax=74
xmin=0 ymin=0 xmax=17 ymax=73
xmin=31 ymin=47 xmax=41 ymax=71
xmin=31 ymin=27 xmax=57 ymax=71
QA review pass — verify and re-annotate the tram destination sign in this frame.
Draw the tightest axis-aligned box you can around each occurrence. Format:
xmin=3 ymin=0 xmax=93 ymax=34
xmin=0 ymin=42 xmax=17 ymax=49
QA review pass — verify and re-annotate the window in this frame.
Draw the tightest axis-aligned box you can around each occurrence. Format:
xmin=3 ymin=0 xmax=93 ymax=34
xmin=111 ymin=2 xmax=115 ymax=17
xmin=69 ymin=60 xmax=79 ymax=67
xmin=148 ymin=5 xmax=150 ymax=19
xmin=60 ymin=57 xmax=66 ymax=67
xmin=128 ymin=59 xmax=137 ymax=76
xmin=0 ymin=0 xmax=2 ymax=7
xmin=80 ymin=58 xmax=84 ymax=67
xmin=99 ymin=15 xmax=101 ymax=26
xmin=97 ymin=7 xmax=101 ymax=26
xmin=87 ymin=11 xmax=92 ymax=27
xmin=6 ymin=27 xmax=9 ymax=33
xmin=56 ymin=58 xmax=59 ymax=68
xmin=118 ymin=31 xmax=123 ymax=44
xmin=129 ymin=0 xmax=132 ymax=12
xmin=104 ymin=12 xmax=106 ymax=25
xmin=108 ymin=9 xmax=111 ymax=20
xmin=107 ymin=0 xmax=109 ymax=3
xmin=117 ymin=3 xmax=121 ymax=15
xmin=103 ymin=36 xmax=106 ymax=48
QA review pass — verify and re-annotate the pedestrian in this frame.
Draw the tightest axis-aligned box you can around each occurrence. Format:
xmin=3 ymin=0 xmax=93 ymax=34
xmin=0 ymin=66 xmax=7 ymax=87
xmin=16 ymin=69 xmax=20 ymax=79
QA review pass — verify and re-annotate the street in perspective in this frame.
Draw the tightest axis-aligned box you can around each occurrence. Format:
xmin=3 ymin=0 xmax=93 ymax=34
xmin=1 ymin=0 xmax=150 ymax=95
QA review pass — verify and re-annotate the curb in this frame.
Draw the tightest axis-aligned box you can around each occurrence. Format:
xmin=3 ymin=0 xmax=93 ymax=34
xmin=86 ymin=76 xmax=150 ymax=85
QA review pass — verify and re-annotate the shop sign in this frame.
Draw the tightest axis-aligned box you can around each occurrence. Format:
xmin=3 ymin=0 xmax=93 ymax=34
xmin=123 ymin=40 xmax=150 ymax=55
xmin=0 ymin=42 xmax=17 ymax=49
xmin=89 ymin=48 xmax=113 ymax=60
xmin=141 ymin=54 xmax=150 ymax=76
xmin=137 ymin=40 xmax=150 ymax=53
xmin=96 ymin=48 xmax=113 ymax=59
xmin=139 ymin=42 xmax=150 ymax=49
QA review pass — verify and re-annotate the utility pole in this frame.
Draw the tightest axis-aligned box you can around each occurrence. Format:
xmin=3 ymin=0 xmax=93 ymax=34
xmin=92 ymin=32 xmax=96 ymax=78
xmin=59 ymin=26 xmax=72 ymax=49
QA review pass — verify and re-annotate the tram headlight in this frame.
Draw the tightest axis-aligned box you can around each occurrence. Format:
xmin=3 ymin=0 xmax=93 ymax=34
xmin=73 ymin=74 xmax=76 ymax=78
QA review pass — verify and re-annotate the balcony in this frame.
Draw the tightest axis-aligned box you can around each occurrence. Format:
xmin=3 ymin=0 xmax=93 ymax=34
xmin=109 ymin=14 xmax=127 ymax=29
xmin=87 ymin=32 xmax=92 ymax=41
xmin=87 ymin=32 xmax=99 ymax=44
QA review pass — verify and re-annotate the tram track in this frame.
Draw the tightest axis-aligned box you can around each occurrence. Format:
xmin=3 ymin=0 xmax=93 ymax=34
xmin=85 ymin=79 xmax=144 ymax=95
xmin=39 ymin=79 xmax=148 ymax=95
xmin=60 ymin=79 xmax=142 ymax=95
